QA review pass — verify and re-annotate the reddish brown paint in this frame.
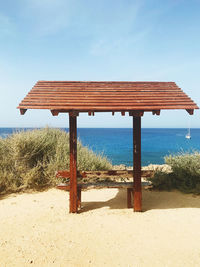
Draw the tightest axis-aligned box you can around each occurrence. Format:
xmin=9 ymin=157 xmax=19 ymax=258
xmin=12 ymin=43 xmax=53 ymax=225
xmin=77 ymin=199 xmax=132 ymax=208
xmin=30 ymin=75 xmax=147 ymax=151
xmin=20 ymin=109 xmax=27 ymax=115
xmin=18 ymin=81 xmax=199 ymax=214
xmin=186 ymin=109 xmax=194 ymax=115
xmin=56 ymin=169 xmax=155 ymax=179
xmin=18 ymin=81 xmax=198 ymax=113
xmin=133 ymin=116 xmax=142 ymax=212
xmin=51 ymin=110 xmax=59 ymax=116
xmin=69 ymin=114 xmax=78 ymax=213
xmin=56 ymin=170 xmax=87 ymax=179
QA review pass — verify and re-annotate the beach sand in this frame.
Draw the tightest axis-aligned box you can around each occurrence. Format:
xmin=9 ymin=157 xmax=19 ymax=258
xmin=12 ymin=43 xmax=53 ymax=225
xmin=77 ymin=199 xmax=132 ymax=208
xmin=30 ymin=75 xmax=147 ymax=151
xmin=0 ymin=188 xmax=200 ymax=267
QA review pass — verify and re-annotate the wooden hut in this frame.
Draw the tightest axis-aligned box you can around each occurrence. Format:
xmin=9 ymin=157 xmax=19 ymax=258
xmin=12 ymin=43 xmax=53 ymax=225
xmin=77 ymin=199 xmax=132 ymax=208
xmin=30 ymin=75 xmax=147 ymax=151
xmin=18 ymin=81 xmax=198 ymax=213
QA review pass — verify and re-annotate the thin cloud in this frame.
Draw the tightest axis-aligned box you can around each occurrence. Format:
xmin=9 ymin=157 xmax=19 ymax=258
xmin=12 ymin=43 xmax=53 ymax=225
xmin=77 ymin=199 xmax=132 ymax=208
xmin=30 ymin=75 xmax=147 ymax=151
xmin=90 ymin=0 xmax=185 ymax=57
xmin=88 ymin=2 xmax=151 ymax=56
xmin=90 ymin=29 xmax=151 ymax=56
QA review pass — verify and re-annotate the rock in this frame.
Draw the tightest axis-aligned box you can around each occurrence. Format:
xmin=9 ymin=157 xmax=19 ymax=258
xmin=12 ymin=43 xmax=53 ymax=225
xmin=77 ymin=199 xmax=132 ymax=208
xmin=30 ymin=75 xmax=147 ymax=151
xmin=142 ymin=164 xmax=171 ymax=173
xmin=112 ymin=164 xmax=171 ymax=173
xmin=112 ymin=164 xmax=127 ymax=170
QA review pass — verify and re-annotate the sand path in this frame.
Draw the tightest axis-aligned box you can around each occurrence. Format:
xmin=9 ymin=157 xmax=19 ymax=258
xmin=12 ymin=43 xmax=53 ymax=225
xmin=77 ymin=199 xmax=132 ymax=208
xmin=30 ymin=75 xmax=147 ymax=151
xmin=0 ymin=188 xmax=200 ymax=267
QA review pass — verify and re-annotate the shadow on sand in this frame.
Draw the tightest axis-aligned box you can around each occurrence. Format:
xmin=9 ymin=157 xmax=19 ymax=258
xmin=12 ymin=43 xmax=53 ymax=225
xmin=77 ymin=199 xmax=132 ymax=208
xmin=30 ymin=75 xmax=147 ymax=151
xmin=80 ymin=188 xmax=200 ymax=213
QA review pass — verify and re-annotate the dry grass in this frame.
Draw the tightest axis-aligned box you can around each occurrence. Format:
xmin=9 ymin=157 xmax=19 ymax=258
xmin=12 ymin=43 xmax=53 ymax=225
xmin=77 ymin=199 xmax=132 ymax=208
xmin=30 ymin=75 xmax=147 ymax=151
xmin=148 ymin=152 xmax=200 ymax=193
xmin=0 ymin=128 xmax=112 ymax=194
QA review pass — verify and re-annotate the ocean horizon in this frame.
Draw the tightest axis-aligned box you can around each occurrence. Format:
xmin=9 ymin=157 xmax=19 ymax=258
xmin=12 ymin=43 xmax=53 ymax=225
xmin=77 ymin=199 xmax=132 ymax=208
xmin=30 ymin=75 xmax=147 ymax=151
xmin=0 ymin=127 xmax=200 ymax=166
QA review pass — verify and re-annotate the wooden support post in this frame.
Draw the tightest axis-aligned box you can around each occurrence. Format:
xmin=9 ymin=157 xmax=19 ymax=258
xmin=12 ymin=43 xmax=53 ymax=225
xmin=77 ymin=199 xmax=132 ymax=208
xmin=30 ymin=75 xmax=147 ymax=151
xmin=133 ymin=116 xmax=142 ymax=212
xmin=127 ymin=188 xmax=133 ymax=208
xmin=69 ymin=114 xmax=78 ymax=213
xmin=77 ymin=188 xmax=81 ymax=209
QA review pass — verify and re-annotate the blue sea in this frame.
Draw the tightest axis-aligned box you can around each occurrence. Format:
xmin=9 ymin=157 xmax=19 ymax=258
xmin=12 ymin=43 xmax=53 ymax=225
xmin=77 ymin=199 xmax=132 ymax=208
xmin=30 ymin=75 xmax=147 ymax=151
xmin=0 ymin=128 xmax=200 ymax=166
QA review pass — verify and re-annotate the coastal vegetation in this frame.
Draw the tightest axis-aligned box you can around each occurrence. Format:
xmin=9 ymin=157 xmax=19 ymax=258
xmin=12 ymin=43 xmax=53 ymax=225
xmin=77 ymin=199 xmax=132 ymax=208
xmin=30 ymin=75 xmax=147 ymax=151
xmin=0 ymin=128 xmax=111 ymax=194
xmin=1 ymin=128 xmax=200 ymax=196
xmin=148 ymin=152 xmax=200 ymax=194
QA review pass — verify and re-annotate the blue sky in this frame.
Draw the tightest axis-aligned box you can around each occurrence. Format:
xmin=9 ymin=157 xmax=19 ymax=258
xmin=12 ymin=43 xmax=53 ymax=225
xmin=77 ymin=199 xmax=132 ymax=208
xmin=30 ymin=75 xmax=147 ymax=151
xmin=0 ymin=0 xmax=199 ymax=128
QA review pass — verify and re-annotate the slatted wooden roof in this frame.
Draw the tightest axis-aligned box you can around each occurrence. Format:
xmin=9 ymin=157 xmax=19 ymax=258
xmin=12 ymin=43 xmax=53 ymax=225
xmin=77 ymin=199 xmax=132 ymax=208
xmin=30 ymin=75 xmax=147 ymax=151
xmin=18 ymin=81 xmax=198 ymax=115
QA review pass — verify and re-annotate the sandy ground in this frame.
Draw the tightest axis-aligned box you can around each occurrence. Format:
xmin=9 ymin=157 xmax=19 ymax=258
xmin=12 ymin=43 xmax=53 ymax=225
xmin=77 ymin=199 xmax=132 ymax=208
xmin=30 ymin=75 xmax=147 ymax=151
xmin=0 ymin=188 xmax=200 ymax=267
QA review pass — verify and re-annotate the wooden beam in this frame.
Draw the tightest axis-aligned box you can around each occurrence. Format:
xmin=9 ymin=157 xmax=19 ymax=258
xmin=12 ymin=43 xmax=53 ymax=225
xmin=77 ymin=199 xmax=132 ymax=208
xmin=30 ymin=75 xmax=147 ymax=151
xmin=127 ymin=188 xmax=133 ymax=208
xmin=69 ymin=114 xmax=78 ymax=213
xmin=69 ymin=111 xmax=79 ymax=117
xmin=20 ymin=109 xmax=27 ymax=115
xmin=121 ymin=111 xmax=125 ymax=116
xmin=186 ymin=109 xmax=194 ymax=115
xmin=133 ymin=116 xmax=142 ymax=212
xmin=77 ymin=188 xmax=82 ymax=209
xmin=56 ymin=169 xmax=154 ymax=179
xmin=129 ymin=111 xmax=144 ymax=117
xmin=152 ymin=110 xmax=160 ymax=115
xmin=57 ymin=182 xmax=149 ymax=191
xmin=51 ymin=110 xmax=59 ymax=116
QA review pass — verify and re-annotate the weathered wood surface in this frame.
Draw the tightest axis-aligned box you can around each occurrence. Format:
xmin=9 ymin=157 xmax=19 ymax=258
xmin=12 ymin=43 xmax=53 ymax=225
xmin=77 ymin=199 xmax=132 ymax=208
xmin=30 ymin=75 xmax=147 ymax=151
xmin=18 ymin=81 xmax=198 ymax=113
xmin=127 ymin=188 xmax=133 ymax=208
xmin=69 ymin=115 xmax=78 ymax=213
xmin=56 ymin=169 xmax=155 ymax=180
xmin=133 ymin=116 xmax=142 ymax=212
xmin=57 ymin=181 xmax=150 ymax=190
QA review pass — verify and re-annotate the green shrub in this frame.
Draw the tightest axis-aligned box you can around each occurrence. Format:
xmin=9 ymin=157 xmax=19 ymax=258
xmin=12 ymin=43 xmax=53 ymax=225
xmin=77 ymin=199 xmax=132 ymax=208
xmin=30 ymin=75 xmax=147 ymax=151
xmin=148 ymin=152 xmax=200 ymax=193
xmin=0 ymin=128 xmax=112 ymax=194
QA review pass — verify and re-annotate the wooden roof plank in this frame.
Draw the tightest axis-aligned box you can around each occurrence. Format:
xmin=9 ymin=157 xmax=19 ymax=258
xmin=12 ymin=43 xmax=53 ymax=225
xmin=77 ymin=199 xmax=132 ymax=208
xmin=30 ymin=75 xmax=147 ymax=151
xmin=18 ymin=81 xmax=199 ymax=113
xmin=18 ymin=104 xmax=197 ymax=109
xmin=21 ymin=99 xmax=194 ymax=104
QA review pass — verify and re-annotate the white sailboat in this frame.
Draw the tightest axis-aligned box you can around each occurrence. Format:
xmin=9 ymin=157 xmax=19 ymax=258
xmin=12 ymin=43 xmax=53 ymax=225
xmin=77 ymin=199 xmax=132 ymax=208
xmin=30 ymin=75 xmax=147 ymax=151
xmin=185 ymin=128 xmax=191 ymax=139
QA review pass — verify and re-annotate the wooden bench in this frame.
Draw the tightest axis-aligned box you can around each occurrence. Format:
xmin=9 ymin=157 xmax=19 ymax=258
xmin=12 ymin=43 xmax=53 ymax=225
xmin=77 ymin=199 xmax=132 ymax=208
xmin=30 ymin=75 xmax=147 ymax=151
xmin=56 ymin=170 xmax=154 ymax=209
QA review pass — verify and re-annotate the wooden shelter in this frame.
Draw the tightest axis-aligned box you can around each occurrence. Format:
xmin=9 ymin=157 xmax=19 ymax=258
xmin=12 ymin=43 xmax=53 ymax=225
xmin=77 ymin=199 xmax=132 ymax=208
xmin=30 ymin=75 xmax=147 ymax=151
xmin=18 ymin=81 xmax=198 ymax=213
